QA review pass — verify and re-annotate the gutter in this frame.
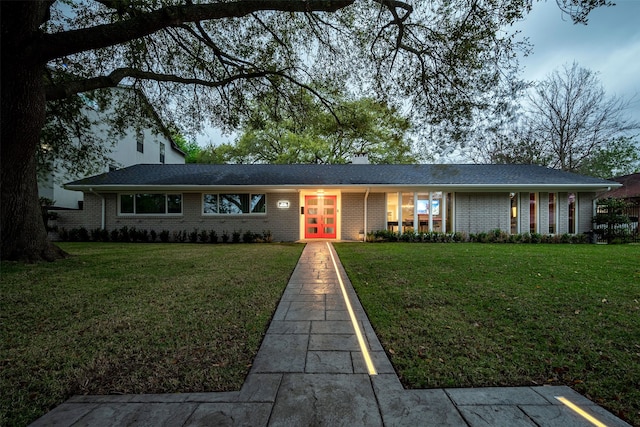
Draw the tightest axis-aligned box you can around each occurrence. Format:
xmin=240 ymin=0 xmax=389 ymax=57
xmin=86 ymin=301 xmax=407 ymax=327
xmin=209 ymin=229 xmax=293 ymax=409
xmin=89 ymin=188 xmax=106 ymax=230
xmin=363 ymin=187 xmax=370 ymax=242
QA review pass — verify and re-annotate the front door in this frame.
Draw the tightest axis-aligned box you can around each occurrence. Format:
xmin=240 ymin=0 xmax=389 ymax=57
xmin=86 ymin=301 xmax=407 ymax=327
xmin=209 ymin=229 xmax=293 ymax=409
xmin=305 ymin=195 xmax=337 ymax=239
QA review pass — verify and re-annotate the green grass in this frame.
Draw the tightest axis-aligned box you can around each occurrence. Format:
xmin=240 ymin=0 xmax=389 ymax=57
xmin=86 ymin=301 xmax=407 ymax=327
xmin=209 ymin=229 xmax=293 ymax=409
xmin=1 ymin=242 xmax=304 ymax=427
xmin=334 ymin=243 xmax=640 ymax=426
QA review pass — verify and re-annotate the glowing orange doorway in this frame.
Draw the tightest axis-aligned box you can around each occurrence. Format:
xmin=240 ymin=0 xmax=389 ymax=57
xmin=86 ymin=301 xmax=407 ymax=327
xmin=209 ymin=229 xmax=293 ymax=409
xmin=304 ymin=195 xmax=337 ymax=239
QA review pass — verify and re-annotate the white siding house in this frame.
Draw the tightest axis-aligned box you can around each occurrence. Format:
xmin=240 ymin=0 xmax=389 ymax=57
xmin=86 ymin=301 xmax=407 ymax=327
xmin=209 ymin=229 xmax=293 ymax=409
xmin=38 ymin=88 xmax=185 ymax=209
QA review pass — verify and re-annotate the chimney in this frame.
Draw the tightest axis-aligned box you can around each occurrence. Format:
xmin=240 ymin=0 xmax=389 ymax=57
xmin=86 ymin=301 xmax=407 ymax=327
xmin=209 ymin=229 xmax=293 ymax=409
xmin=351 ymin=153 xmax=369 ymax=164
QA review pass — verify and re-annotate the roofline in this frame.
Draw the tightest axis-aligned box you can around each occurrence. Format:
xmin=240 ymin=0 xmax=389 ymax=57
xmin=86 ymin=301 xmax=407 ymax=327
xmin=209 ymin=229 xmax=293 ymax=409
xmin=64 ymin=183 xmax=620 ymax=192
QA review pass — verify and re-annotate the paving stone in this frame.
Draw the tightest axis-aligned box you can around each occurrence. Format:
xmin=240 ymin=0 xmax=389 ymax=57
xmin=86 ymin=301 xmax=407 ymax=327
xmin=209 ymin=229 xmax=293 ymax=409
xmin=311 ymin=320 xmax=355 ymax=334
xmin=300 ymin=284 xmax=340 ymax=294
xmin=270 ymin=300 xmax=290 ymax=321
xmin=267 ymin=320 xmax=310 ymax=334
xmin=352 ymin=351 xmax=396 ymax=374
xmin=30 ymin=403 xmax=99 ymax=426
xmin=60 ymin=403 xmax=197 ymax=427
xmin=251 ymin=334 xmax=309 ymax=372
xmin=306 ymin=351 xmax=354 ymax=373
xmin=269 ymin=374 xmax=382 ymax=426
xmin=284 ymin=300 xmax=326 ymax=321
xmin=457 ymin=405 xmax=537 ymax=426
xmin=371 ymin=373 xmax=404 ymax=393
xmin=309 ymin=333 xmax=360 ymax=351
xmin=326 ymin=310 xmax=351 ymax=320
xmin=521 ymin=404 xmax=632 ymax=427
xmin=377 ymin=389 xmax=467 ymax=427
xmin=181 ymin=392 xmax=239 ymax=403
xmin=447 ymin=387 xmax=549 ymax=406
xmin=67 ymin=395 xmax=136 ymax=403
xmin=184 ymin=403 xmax=272 ymax=426
xmin=531 ymin=385 xmax=596 ymax=406
xmin=239 ymin=374 xmax=283 ymax=402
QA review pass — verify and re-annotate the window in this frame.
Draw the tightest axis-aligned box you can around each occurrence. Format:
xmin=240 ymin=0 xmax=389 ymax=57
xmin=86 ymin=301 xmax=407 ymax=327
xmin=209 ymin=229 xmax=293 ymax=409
xmin=529 ymin=193 xmax=537 ymax=233
xmin=203 ymin=193 xmax=266 ymax=214
xmin=386 ymin=193 xmax=399 ymax=231
xmin=388 ymin=191 xmax=452 ymax=233
xmin=548 ymin=193 xmax=557 ymax=234
xmin=119 ymin=193 xmax=182 ymax=215
xmin=510 ymin=192 xmax=518 ymax=234
xmin=568 ymin=193 xmax=576 ymax=234
xmin=136 ymin=130 xmax=144 ymax=153
xmin=401 ymin=192 xmax=414 ymax=232
xmin=160 ymin=143 xmax=165 ymax=164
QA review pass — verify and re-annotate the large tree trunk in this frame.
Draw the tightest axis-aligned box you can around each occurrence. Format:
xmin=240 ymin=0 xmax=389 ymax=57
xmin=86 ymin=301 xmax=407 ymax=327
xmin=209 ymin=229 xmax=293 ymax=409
xmin=1 ymin=1 xmax=67 ymax=262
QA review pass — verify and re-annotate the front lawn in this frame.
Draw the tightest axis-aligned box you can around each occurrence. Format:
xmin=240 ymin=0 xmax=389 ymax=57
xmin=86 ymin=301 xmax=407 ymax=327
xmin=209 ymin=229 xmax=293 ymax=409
xmin=334 ymin=243 xmax=640 ymax=426
xmin=1 ymin=243 xmax=303 ymax=426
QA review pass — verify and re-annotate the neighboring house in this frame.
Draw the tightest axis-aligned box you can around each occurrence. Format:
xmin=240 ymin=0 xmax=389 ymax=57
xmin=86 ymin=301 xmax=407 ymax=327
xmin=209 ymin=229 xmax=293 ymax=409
xmin=597 ymin=173 xmax=640 ymax=204
xmin=38 ymin=87 xmax=185 ymax=210
xmin=62 ymin=163 xmax=620 ymax=241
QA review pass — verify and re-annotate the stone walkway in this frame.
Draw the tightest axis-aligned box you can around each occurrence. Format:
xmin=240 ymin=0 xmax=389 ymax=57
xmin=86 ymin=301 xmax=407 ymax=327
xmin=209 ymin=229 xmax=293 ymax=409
xmin=31 ymin=242 xmax=631 ymax=426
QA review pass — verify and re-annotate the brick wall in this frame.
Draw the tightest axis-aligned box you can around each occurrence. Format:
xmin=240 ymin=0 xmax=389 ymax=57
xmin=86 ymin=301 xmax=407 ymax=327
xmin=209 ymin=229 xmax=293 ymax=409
xmin=56 ymin=191 xmax=299 ymax=242
xmin=367 ymin=193 xmax=387 ymax=233
xmin=53 ymin=189 xmax=599 ymax=241
xmin=578 ymin=192 xmax=595 ymax=233
xmin=455 ymin=192 xmax=511 ymax=234
xmin=341 ymin=193 xmax=364 ymax=240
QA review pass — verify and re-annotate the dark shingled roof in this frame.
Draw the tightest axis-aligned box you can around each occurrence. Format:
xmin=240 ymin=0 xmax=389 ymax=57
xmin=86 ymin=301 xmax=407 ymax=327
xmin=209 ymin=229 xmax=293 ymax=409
xmin=65 ymin=163 xmax=619 ymax=189
xmin=598 ymin=173 xmax=640 ymax=199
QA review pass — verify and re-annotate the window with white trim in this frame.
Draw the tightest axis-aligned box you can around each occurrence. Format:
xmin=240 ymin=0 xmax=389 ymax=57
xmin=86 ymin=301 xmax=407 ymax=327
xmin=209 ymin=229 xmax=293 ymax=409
xmin=203 ymin=193 xmax=266 ymax=214
xmin=119 ymin=193 xmax=182 ymax=215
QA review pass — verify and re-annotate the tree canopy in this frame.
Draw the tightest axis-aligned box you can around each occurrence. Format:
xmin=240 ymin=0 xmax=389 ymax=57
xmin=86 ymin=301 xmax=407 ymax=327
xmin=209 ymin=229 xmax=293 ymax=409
xmin=1 ymin=0 xmax=610 ymax=261
xmin=200 ymin=91 xmax=416 ymax=164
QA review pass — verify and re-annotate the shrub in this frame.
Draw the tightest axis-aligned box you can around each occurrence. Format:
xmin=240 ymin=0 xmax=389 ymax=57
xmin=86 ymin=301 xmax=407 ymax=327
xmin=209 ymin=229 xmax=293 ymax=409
xmin=159 ymin=230 xmax=170 ymax=243
xmin=242 ymin=230 xmax=256 ymax=243
xmin=149 ymin=230 xmax=157 ymax=242
xmin=188 ymin=229 xmax=199 ymax=243
xmin=110 ymin=229 xmax=120 ymax=242
xmin=221 ymin=231 xmax=230 ymax=243
xmin=208 ymin=230 xmax=218 ymax=243
xmin=118 ymin=226 xmax=130 ymax=242
xmin=262 ymin=230 xmax=273 ymax=243
xmin=231 ymin=230 xmax=241 ymax=243
xmin=198 ymin=229 xmax=209 ymax=243
xmin=173 ymin=230 xmax=187 ymax=243
xmin=91 ymin=228 xmax=109 ymax=242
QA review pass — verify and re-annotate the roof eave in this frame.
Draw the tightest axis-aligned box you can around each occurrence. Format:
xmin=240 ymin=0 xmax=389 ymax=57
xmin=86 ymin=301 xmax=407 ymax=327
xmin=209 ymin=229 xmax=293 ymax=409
xmin=64 ymin=182 xmax=621 ymax=193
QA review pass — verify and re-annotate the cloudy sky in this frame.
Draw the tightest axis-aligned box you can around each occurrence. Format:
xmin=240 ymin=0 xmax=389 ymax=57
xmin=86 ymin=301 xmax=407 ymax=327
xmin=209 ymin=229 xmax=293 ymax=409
xmin=515 ymin=0 xmax=640 ymax=122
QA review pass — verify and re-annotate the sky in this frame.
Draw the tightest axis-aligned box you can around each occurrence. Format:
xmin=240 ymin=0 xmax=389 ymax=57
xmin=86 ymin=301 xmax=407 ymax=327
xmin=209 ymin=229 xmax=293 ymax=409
xmin=514 ymin=0 xmax=640 ymax=121
xmin=196 ymin=1 xmax=640 ymax=147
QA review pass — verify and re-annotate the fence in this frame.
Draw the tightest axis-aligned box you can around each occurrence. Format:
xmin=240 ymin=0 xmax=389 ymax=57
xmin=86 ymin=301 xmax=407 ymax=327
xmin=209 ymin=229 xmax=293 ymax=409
xmin=592 ymin=199 xmax=639 ymax=243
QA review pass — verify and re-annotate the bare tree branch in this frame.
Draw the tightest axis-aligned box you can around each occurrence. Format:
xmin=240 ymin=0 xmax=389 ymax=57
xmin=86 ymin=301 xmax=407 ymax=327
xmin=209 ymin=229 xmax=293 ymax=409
xmin=31 ymin=0 xmax=355 ymax=63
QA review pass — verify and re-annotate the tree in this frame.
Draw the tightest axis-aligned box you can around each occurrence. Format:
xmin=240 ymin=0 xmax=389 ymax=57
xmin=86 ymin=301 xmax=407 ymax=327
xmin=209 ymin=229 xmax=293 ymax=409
xmin=472 ymin=63 xmax=640 ymax=172
xmin=221 ymin=92 xmax=415 ymax=164
xmin=170 ymin=128 xmax=202 ymax=163
xmin=527 ymin=63 xmax=639 ymax=172
xmin=0 ymin=1 xmax=607 ymax=261
xmin=576 ymin=136 xmax=640 ymax=178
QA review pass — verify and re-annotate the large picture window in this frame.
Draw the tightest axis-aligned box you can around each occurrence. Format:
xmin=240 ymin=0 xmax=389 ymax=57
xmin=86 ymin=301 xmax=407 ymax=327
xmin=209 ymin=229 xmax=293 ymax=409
xmin=203 ymin=193 xmax=266 ymax=214
xmin=119 ymin=193 xmax=182 ymax=215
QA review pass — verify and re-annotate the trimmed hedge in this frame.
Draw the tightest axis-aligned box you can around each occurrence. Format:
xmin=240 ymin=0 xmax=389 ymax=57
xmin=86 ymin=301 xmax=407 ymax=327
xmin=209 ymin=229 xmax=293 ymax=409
xmin=57 ymin=227 xmax=273 ymax=244
xmin=367 ymin=229 xmax=589 ymax=244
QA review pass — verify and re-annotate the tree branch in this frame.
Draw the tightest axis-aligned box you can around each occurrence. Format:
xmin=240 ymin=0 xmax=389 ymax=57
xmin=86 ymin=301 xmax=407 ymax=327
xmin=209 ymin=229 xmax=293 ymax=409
xmin=33 ymin=0 xmax=355 ymax=63
xmin=45 ymin=67 xmax=277 ymax=100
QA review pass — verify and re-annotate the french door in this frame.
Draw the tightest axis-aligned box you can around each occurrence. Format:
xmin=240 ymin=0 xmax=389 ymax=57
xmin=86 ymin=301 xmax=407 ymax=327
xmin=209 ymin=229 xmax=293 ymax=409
xmin=304 ymin=195 xmax=337 ymax=239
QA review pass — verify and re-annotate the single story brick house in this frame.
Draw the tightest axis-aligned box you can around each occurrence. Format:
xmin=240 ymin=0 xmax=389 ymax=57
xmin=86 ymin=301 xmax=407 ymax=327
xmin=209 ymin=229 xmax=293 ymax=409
xmin=62 ymin=163 xmax=620 ymax=241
